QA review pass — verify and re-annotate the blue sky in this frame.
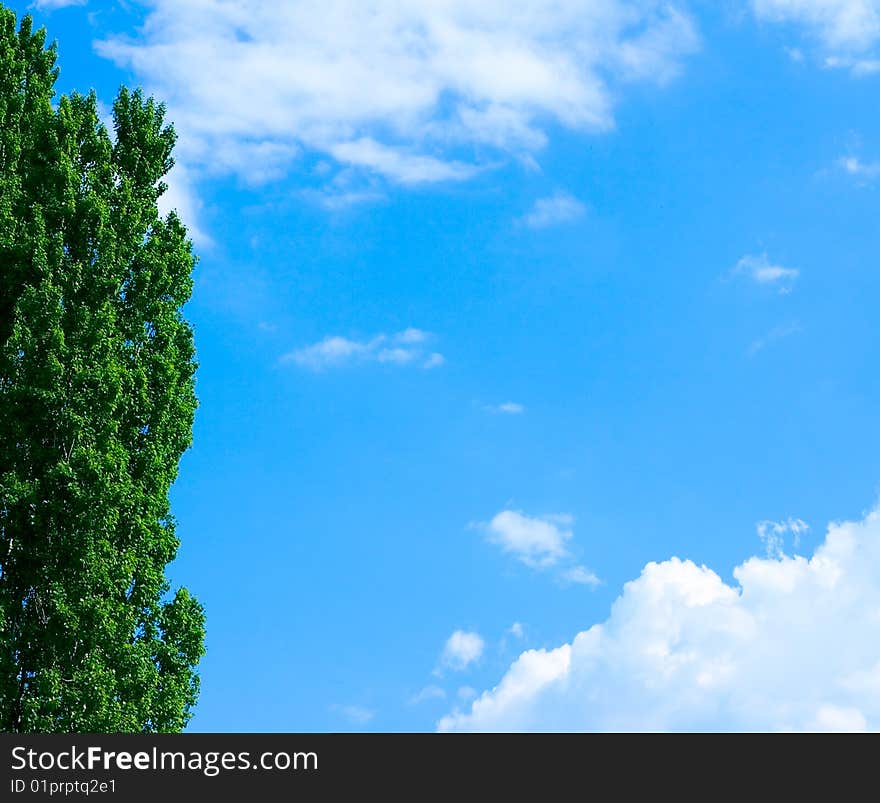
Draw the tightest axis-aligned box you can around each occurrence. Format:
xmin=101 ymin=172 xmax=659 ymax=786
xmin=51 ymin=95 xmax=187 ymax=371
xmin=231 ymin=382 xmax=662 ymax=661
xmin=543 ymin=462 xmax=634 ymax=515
xmin=16 ymin=0 xmax=880 ymax=731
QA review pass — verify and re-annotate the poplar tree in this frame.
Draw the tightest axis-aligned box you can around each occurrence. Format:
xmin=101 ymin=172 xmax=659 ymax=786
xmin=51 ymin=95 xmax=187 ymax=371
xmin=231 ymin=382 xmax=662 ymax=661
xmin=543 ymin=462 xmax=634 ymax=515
xmin=0 ymin=8 xmax=205 ymax=732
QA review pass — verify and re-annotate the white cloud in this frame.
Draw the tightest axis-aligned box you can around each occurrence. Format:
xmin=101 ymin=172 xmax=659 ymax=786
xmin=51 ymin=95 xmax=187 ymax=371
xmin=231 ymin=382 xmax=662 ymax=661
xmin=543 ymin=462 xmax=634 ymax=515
xmin=331 ymin=704 xmax=375 ymax=724
xmin=396 ymin=328 xmax=430 ymax=345
xmin=752 ymin=1 xmax=880 ymax=72
xmin=753 ymin=0 xmax=880 ymax=51
xmin=520 ymin=192 xmax=587 ymax=228
xmin=732 ymin=253 xmax=799 ymax=293
xmin=440 ymin=505 xmax=880 ymax=732
xmin=329 ymin=139 xmax=478 ymax=185
xmin=748 ymin=322 xmax=803 ymax=355
xmin=410 ymin=685 xmax=447 ymax=704
xmin=303 ymin=188 xmax=386 ymax=211
xmin=30 ymin=0 xmax=85 ymax=9
xmin=809 ymin=705 xmax=868 ymax=732
xmin=281 ymin=329 xmax=443 ymax=370
xmin=838 ymin=155 xmax=880 ymax=179
xmin=485 ymin=402 xmax=526 ymax=415
xmin=100 ymin=98 xmax=212 ymax=246
xmin=95 ymin=0 xmax=699 ymax=198
xmin=283 ymin=336 xmax=370 ymax=369
xmin=561 ymin=565 xmax=602 ymax=587
xmin=483 ymin=510 xmax=574 ymax=569
xmin=820 ymin=53 xmax=880 ymax=72
xmin=376 ymin=347 xmax=418 ymax=365
xmin=509 ymin=622 xmax=525 ymax=639
xmin=479 ymin=510 xmax=601 ymax=586
xmin=423 ymin=353 xmax=446 ymax=369
xmin=157 ymin=164 xmax=213 ymax=248
xmin=757 ymin=517 xmax=809 ymax=558
xmin=440 ymin=630 xmax=485 ymax=672
xmin=851 ymin=57 xmax=880 ymax=72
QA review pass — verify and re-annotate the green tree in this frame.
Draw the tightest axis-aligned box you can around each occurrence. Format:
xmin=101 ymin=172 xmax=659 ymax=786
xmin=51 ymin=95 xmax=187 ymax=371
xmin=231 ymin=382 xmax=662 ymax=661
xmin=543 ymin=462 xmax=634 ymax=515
xmin=0 ymin=8 xmax=205 ymax=732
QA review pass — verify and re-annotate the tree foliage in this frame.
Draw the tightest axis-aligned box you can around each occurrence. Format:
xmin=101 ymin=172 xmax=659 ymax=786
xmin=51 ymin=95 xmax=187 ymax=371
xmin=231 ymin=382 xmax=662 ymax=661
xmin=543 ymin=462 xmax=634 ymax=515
xmin=0 ymin=8 xmax=205 ymax=732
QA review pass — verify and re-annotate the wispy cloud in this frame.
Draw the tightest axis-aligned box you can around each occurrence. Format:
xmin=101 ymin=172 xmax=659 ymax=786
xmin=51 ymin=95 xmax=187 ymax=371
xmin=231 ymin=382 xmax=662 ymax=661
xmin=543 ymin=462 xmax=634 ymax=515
xmin=757 ymin=517 xmax=809 ymax=558
xmin=824 ymin=54 xmax=880 ymax=73
xmin=731 ymin=253 xmax=799 ymax=294
xmin=520 ymin=192 xmax=586 ymax=228
xmin=850 ymin=57 xmax=880 ymax=74
xmin=508 ymin=622 xmax=525 ymax=639
xmin=95 ymin=0 xmax=699 ymax=214
xmin=748 ymin=322 xmax=803 ymax=355
xmin=423 ymin=353 xmax=446 ymax=370
xmin=752 ymin=0 xmax=880 ymax=74
xmin=281 ymin=329 xmax=443 ymax=371
xmin=409 ymin=685 xmax=447 ymax=705
xmin=457 ymin=686 xmax=477 ymax=701
xmin=560 ymin=565 xmax=602 ymax=588
xmin=838 ymin=155 xmax=880 ymax=180
xmin=329 ymin=139 xmax=478 ymax=185
xmin=30 ymin=0 xmax=85 ymax=9
xmin=485 ymin=402 xmax=525 ymax=415
xmin=302 ymin=188 xmax=387 ymax=211
xmin=330 ymin=704 xmax=375 ymax=725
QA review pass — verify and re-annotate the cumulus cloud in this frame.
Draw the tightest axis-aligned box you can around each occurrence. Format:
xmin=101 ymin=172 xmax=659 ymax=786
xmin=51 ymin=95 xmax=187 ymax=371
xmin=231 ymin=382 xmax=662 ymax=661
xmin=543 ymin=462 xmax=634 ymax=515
xmin=520 ymin=192 xmax=587 ymax=228
xmin=440 ymin=505 xmax=880 ymax=732
xmin=439 ymin=630 xmax=485 ymax=672
xmin=731 ymin=253 xmax=800 ymax=294
xmin=281 ymin=329 xmax=443 ymax=370
xmin=752 ymin=0 xmax=880 ymax=72
xmin=95 ymin=0 xmax=698 ymax=199
xmin=509 ymin=622 xmax=525 ymax=639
